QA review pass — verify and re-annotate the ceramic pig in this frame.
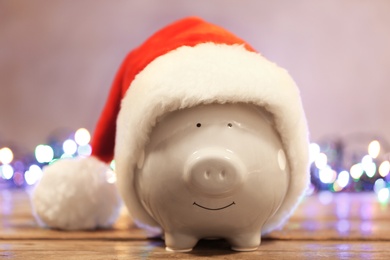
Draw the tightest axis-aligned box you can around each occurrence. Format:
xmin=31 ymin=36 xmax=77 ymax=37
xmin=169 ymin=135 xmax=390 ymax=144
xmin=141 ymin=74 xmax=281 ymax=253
xmin=133 ymin=103 xmax=289 ymax=252
xmin=32 ymin=17 xmax=309 ymax=253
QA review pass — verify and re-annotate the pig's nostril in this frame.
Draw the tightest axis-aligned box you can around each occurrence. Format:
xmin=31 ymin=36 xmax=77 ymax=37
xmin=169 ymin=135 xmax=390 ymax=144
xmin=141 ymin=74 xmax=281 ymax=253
xmin=219 ymin=171 xmax=225 ymax=180
xmin=204 ymin=171 xmax=210 ymax=179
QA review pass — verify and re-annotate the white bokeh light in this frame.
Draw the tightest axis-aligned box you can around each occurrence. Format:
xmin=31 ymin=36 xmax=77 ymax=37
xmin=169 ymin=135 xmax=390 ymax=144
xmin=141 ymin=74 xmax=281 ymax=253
xmin=110 ymin=160 xmax=116 ymax=171
xmin=106 ymin=170 xmax=117 ymax=184
xmin=315 ymin=153 xmax=328 ymax=170
xmin=63 ymin=139 xmax=77 ymax=155
xmin=35 ymin=145 xmax=54 ymax=163
xmin=379 ymin=161 xmax=390 ymax=177
xmin=309 ymin=143 xmax=321 ymax=163
xmin=24 ymin=164 xmax=43 ymax=185
xmin=361 ymin=155 xmax=373 ymax=166
xmin=0 ymin=164 xmax=14 ymax=180
xmin=350 ymin=163 xmax=364 ymax=180
xmin=336 ymin=171 xmax=350 ymax=188
xmin=75 ymin=128 xmax=91 ymax=146
xmin=77 ymin=144 xmax=92 ymax=156
xmin=377 ymin=188 xmax=390 ymax=204
xmin=319 ymin=166 xmax=337 ymax=184
xmin=0 ymin=147 xmax=14 ymax=165
xmin=374 ymin=179 xmax=386 ymax=194
xmin=368 ymin=140 xmax=380 ymax=159
xmin=364 ymin=162 xmax=377 ymax=178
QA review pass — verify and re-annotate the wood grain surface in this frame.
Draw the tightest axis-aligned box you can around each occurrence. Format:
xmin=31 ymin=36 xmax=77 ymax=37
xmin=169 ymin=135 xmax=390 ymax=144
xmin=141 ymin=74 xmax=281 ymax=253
xmin=1 ymin=189 xmax=390 ymax=259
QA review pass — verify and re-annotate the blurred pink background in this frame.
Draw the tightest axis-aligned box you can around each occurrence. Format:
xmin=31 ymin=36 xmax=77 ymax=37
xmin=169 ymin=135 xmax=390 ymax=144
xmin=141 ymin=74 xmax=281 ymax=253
xmin=1 ymin=0 xmax=389 ymax=152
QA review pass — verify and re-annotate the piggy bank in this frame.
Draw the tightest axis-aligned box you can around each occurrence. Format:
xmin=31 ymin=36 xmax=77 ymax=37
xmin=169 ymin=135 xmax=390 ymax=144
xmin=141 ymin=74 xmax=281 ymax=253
xmin=32 ymin=17 xmax=309 ymax=254
xmin=127 ymin=103 xmax=289 ymax=252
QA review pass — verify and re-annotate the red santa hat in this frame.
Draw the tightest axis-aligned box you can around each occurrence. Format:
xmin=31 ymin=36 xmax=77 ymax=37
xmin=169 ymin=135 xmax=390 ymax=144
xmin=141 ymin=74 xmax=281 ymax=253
xmin=32 ymin=17 xmax=309 ymax=234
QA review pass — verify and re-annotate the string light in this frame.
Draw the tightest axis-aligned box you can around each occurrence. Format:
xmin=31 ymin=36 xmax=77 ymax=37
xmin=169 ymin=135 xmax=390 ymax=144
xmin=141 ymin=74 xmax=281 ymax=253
xmin=0 ymin=164 xmax=14 ymax=180
xmin=0 ymin=147 xmax=13 ymax=165
xmin=368 ymin=140 xmax=380 ymax=159
xmin=333 ymin=182 xmax=343 ymax=192
xmin=106 ymin=170 xmax=116 ymax=184
xmin=336 ymin=171 xmax=350 ymax=188
xmin=75 ymin=128 xmax=91 ymax=146
xmin=350 ymin=163 xmax=364 ymax=180
xmin=319 ymin=166 xmax=337 ymax=184
xmin=374 ymin=179 xmax=386 ymax=194
xmin=379 ymin=161 xmax=390 ymax=177
xmin=377 ymin=188 xmax=390 ymax=204
xmin=110 ymin=160 xmax=116 ymax=171
xmin=1 ymin=128 xmax=92 ymax=188
xmin=77 ymin=144 xmax=92 ymax=156
xmin=13 ymin=171 xmax=24 ymax=186
xmin=24 ymin=165 xmax=43 ymax=185
xmin=1 ymin=127 xmax=390 ymax=194
xmin=309 ymin=143 xmax=321 ymax=163
xmin=63 ymin=139 xmax=77 ymax=155
xmin=307 ymin=137 xmax=390 ymax=194
xmin=35 ymin=145 xmax=54 ymax=163
xmin=315 ymin=153 xmax=328 ymax=170
xmin=363 ymin=160 xmax=377 ymax=178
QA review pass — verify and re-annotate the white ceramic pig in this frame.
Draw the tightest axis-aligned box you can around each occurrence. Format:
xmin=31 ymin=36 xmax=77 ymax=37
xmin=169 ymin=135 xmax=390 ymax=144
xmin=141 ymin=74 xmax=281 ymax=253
xmin=32 ymin=17 xmax=309 ymax=254
xmin=133 ymin=103 xmax=289 ymax=252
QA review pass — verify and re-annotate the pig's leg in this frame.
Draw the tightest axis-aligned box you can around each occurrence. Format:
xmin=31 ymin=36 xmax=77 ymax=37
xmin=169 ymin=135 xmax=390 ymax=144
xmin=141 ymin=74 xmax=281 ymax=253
xmin=228 ymin=233 xmax=261 ymax=252
xmin=164 ymin=232 xmax=198 ymax=252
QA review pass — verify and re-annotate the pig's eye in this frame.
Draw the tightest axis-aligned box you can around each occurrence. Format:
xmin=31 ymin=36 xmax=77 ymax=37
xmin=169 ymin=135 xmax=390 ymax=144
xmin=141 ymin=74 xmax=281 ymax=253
xmin=196 ymin=123 xmax=202 ymax=128
xmin=227 ymin=123 xmax=233 ymax=128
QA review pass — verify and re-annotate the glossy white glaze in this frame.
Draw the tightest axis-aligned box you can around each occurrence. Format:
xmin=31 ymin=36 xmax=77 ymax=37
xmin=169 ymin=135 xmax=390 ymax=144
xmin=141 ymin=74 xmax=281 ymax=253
xmin=134 ymin=103 xmax=289 ymax=251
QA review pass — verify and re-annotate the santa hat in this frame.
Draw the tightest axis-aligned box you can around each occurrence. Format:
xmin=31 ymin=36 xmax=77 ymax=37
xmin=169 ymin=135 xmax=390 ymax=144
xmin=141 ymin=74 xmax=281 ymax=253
xmin=32 ymin=17 xmax=309 ymax=234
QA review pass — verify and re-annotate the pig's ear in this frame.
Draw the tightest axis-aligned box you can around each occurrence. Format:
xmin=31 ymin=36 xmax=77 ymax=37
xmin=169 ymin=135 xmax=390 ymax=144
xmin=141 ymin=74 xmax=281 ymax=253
xmin=31 ymin=156 xmax=122 ymax=230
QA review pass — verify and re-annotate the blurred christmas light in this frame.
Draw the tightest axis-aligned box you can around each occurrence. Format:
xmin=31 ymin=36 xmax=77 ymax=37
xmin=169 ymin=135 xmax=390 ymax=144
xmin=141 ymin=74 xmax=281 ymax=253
xmin=350 ymin=163 xmax=364 ymax=180
xmin=63 ymin=139 xmax=77 ymax=155
xmin=319 ymin=166 xmax=337 ymax=184
xmin=361 ymin=155 xmax=373 ymax=166
xmin=24 ymin=165 xmax=43 ymax=186
xmin=75 ymin=128 xmax=91 ymax=146
xmin=0 ymin=164 xmax=14 ymax=180
xmin=368 ymin=140 xmax=380 ymax=159
xmin=315 ymin=153 xmax=328 ymax=170
xmin=13 ymin=171 xmax=24 ymax=186
xmin=106 ymin=170 xmax=116 ymax=184
xmin=364 ymin=162 xmax=377 ymax=178
xmin=374 ymin=179 xmax=386 ymax=194
xmin=333 ymin=182 xmax=343 ymax=192
xmin=309 ymin=143 xmax=321 ymax=163
xmin=360 ymin=155 xmax=377 ymax=178
xmin=1 ymin=127 xmax=389 ymax=193
xmin=110 ymin=160 xmax=116 ymax=171
xmin=379 ymin=161 xmax=390 ymax=177
xmin=77 ymin=144 xmax=92 ymax=156
xmin=336 ymin=171 xmax=350 ymax=188
xmin=0 ymin=147 xmax=14 ymax=165
xmin=35 ymin=145 xmax=54 ymax=163
xmin=377 ymin=188 xmax=390 ymax=204
xmin=60 ymin=154 xmax=73 ymax=159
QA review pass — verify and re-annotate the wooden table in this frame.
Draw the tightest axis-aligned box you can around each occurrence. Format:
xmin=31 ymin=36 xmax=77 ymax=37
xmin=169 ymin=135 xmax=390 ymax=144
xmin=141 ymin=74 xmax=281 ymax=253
xmin=1 ymin=189 xmax=390 ymax=259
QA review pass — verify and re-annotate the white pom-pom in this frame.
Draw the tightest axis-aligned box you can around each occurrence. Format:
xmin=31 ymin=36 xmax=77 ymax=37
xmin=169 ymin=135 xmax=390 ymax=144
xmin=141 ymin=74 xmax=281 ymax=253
xmin=32 ymin=156 xmax=122 ymax=230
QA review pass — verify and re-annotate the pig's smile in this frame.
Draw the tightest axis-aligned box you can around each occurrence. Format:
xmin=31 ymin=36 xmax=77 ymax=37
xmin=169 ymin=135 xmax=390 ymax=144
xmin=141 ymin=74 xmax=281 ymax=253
xmin=193 ymin=201 xmax=235 ymax=211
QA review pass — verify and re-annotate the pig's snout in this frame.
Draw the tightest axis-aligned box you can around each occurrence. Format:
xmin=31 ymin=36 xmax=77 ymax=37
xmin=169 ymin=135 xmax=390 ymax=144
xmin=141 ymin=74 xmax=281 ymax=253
xmin=184 ymin=148 xmax=246 ymax=197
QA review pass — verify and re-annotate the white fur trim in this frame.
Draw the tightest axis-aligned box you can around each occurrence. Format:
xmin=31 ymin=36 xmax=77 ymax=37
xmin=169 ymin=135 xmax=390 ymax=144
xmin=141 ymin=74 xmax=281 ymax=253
xmin=32 ymin=156 xmax=122 ymax=230
xmin=115 ymin=43 xmax=309 ymax=233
